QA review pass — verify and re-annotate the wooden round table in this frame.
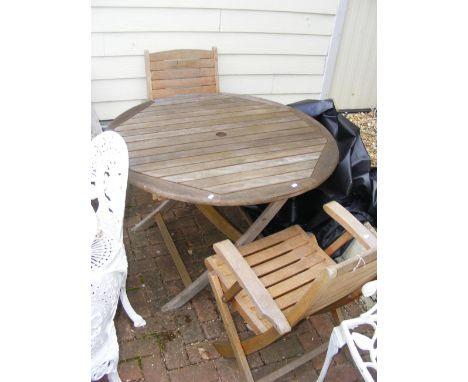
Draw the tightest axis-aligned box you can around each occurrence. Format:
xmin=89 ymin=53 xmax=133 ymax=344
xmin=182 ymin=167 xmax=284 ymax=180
xmin=110 ymin=93 xmax=338 ymax=206
xmin=109 ymin=92 xmax=339 ymax=310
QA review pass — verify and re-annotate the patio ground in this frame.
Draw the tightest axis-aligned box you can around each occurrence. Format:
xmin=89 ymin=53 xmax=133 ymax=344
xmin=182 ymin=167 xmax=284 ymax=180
xmin=97 ymin=182 xmax=370 ymax=382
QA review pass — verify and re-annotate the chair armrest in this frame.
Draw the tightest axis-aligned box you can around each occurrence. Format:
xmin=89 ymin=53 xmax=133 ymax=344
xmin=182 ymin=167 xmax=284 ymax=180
xmin=323 ymin=201 xmax=377 ymax=250
xmin=213 ymin=240 xmax=292 ymax=335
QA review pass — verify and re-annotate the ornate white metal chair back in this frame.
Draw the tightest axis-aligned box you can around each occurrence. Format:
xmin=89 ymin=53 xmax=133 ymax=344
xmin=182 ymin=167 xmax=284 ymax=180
xmin=317 ymin=280 xmax=377 ymax=382
xmin=91 ymin=131 xmax=128 ymax=244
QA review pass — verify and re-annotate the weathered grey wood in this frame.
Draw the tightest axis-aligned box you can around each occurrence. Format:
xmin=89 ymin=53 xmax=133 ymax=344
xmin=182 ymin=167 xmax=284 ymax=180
xmin=146 ymin=48 xmax=219 ymax=100
xmin=154 ymin=213 xmax=192 ymax=288
xmin=112 ymin=93 xmax=338 ymax=206
xmin=131 ymin=199 xmax=176 ymax=232
xmin=236 ymin=199 xmax=288 ymax=246
xmin=161 ymin=270 xmax=210 ymax=312
xmin=256 ymin=342 xmax=329 ymax=382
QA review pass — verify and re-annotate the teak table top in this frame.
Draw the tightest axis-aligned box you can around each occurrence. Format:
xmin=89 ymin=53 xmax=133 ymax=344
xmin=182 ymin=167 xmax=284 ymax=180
xmin=110 ymin=93 xmax=338 ymax=206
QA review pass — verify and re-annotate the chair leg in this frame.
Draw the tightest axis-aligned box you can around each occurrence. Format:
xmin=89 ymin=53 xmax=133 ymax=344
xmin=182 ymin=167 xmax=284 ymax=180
xmin=208 ymin=271 xmax=254 ymax=382
xmin=120 ymin=284 xmax=146 ymax=327
xmin=107 ymin=369 xmax=122 ymax=382
xmin=316 ymin=329 xmax=344 ymax=382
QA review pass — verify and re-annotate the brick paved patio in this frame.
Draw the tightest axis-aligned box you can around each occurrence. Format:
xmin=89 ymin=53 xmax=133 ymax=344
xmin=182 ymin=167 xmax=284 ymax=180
xmin=98 ymin=185 xmax=367 ymax=382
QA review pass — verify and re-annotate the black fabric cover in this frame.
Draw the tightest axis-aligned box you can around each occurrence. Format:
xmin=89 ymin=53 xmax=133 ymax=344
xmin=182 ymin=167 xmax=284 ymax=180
xmin=242 ymin=99 xmax=377 ymax=258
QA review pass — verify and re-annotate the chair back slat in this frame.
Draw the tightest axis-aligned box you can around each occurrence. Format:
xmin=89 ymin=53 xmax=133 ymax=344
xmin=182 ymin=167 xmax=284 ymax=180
xmin=287 ymin=247 xmax=377 ymax=326
xmin=145 ymin=47 xmax=219 ymax=100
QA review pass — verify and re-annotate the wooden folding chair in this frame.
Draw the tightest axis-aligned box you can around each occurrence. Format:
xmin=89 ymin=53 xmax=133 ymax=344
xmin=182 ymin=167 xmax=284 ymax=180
xmin=205 ymin=201 xmax=377 ymax=382
xmin=144 ymin=47 xmax=219 ymax=100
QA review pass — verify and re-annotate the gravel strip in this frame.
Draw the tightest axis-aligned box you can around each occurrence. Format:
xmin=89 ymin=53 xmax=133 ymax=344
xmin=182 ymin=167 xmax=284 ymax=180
xmin=342 ymin=110 xmax=377 ymax=167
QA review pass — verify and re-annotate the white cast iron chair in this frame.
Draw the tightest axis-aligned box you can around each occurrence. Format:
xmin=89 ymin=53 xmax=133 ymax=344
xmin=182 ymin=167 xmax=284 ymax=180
xmin=91 ymin=131 xmax=146 ymax=382
xmin=316 ymin=280 xmax=377 ymax=382
xmin=91 ymin=106 xmax=103 ymax=139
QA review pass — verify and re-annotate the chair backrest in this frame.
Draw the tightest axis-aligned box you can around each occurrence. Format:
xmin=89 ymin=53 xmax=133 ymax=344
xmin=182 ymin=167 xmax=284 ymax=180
xmin=288 ymin=246 xmax=377 ymax=326
xmin=144 ymin=47 xmax=219 ymax=100
xmin=90 ymin=131 xmax=129 ymax=243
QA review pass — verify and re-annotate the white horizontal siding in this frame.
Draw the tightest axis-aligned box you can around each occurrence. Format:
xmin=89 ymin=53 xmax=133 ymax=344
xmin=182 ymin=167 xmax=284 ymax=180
xmin=91 ymin=32 xmax=331 ymax=56
xmin=92 ymin=55 xmax=326 ymax=80
xmin=93 ymin=75 xmax=323 ymax=102
xmin=219 ymin=10 xmax=335 ymax=35
xmin=91 ymin=0 xmax=340 ymax=14
xmin=258 ymin=93 xmax=321 ymax=105
xmin=92 ymin=8 xmax=335 ymax=35
xmin=92 ymin=8 xmax=220 ymax=32
xmin=93 ymin=100 xmax=145 ymax=121
xmin=91 ymin=2 xmax=341 ymax=119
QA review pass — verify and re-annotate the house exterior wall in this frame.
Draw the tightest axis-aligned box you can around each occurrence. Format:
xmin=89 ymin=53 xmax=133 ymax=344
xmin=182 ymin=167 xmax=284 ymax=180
xmin=91 ymin=0 xmax=341 ymax=120
xmin=326 ymin=0 xmax=377 ymax=110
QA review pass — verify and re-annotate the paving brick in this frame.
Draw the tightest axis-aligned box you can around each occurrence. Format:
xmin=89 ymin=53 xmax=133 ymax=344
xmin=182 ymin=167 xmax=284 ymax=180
xmin=214 ymin=358 xmax=243 ymax=382
xmin=295 ymin=318 xmax=313 ymax=334
xmin=202 ymin=320 xmax=228 ymax=341
xmin=259 ymin=335 xmax=303 ymax=364
xmin=233 ymin=312 xmax=248 ymax=333
xmin=140 ymin=311 xmax=177 ymax=335
xmin=168 ymin=361 xmax=219 ymax=382
xmin=343 ymin=301 xmax=366 ymax=319
xmin=247 ymin=352 xmax=264 ymax=369
xmin=297 ymin=330 xmax=348 ymax=371
xmin=124 ymin=215 xmax=142 ymax=229
xmin=164 ymin=279 xmax=185 ymax=298
xmin=125 ymin=288 xmax=152 ymax=318
xmin=118 ymin=360 xmax=143 ymax=382
xmin=147 ymin=231 xmax=166 ymax=246
xmin=126 ymin=274 xmax=145 ymax=289
xmin=309 ymin=313 xmax=335 ymax=340
xmin=115 ymin=310 xmax=135 ymax=341
xmin=132 ymin=244 xmax=167 ymax=260
xmin=192 ymin=290 xmax=219 ymax=322
xmin=129 ymin=231 xmax=149 ymax=249
xmin=175 ymin=306 xmax=205 ymax=344
xmin=157 ymin=255 xmax=184 ymax=282
xmin=173 ymin=204 xmax=197 ymax=218
xmin=186 ymin=341 xmax=220 ymax=363
xmin=128 ymin=257 xmax=158 ymax=275
xmin=138 ymin=271 xmax=162 ymax=292
xmin=319 ymin=362 xmax=362 ymax=382
xmin=251 ymin=359 xmax=291 ymax=382
xmin=119 ymin=337 xmax=159 ymax=360
xmin=292 ymin=360 xmax=319 ymax=381
xmin=163 ymin=337 xmax=190 ymax=370
xmin=141 ymin=353 xmax=169 ymax=382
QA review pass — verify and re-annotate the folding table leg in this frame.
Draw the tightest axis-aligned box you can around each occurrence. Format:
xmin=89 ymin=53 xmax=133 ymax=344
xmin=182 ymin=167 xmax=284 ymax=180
xmin=131 ymin=199 xmax=176 ymax=232
xmin=154 ymin=212 xmax=192 ymax=288
xmin=161 ymin=199 xmax=287 ymax=312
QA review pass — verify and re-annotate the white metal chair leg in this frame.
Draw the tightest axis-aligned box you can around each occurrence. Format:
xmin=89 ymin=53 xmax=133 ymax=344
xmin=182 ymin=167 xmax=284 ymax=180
xmin=107 ymin=368 xmax=122 ymax=382
xmin=120 ymin=284 xmax=146 ymax=327
xmin=316 ymin=329 xmax=345 ymax=382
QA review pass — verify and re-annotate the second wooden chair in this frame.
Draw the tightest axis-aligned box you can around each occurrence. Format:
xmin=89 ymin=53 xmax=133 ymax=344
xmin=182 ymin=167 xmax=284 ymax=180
xmin=144 ymin=47 xmax=219 ymax=100
xmin=205 ymin=201 xmax=377 ymax=382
